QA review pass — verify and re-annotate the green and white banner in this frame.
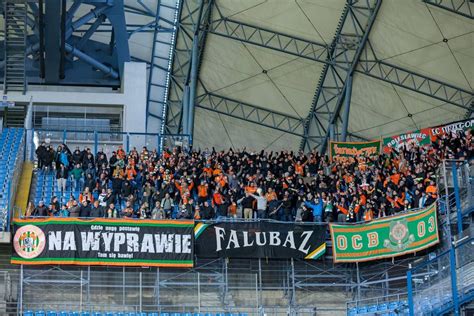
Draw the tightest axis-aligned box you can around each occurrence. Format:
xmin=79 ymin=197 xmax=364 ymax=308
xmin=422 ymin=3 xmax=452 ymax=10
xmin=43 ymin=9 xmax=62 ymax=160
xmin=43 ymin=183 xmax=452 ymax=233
xmin=329 ymin=204 xmax=439 ymax=263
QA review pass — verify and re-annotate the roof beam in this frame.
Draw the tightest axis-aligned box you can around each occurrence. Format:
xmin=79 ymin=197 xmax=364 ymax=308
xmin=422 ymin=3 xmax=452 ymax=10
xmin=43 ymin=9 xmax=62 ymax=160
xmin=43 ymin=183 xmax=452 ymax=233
xmin=208 ymin=12 xmax=329 ymax=64
xmin=195 ymin=92 xmax=307 ymax=136
xmin=357 ymin=42 xmax=474 ymax=113
xmin=422 ymin=0 xmax=473 ymax=19
xmin=300 ymin=0 xmax=382 ymax=152
xmin=205 ymin=2 xmax=473 ymax=119
xmin=194 ymin=92 xmax=369 ymax=141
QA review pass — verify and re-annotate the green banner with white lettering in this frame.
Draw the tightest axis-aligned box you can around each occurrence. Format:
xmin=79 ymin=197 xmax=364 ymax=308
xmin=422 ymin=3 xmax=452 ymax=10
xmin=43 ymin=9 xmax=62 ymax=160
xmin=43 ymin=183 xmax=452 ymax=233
xmin=329 ymin=204 xmax=439 ymax=263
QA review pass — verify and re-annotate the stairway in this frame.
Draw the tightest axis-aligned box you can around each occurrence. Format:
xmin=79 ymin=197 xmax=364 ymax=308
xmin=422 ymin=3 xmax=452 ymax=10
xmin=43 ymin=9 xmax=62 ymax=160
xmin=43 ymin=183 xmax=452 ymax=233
xmin=3 ymin=0 xmax=27 ymax=94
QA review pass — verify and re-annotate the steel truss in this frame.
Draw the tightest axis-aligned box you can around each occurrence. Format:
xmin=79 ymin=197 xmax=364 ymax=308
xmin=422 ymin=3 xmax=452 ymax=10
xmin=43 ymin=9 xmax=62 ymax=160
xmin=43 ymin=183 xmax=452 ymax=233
xmin=423 ymin=0 xmax=473 ymax=19
xmin=194 ymin=89 xmax=368 ymax=141
xmin=300 ymin=0 xmax=382 ymax=152
xmin=164 ymin=0 xmax=474 ymax=147
xmin=208 ymin=4 xmax=329 ymax=64
xmin=357 ymin=41 xmax=474 ymax=116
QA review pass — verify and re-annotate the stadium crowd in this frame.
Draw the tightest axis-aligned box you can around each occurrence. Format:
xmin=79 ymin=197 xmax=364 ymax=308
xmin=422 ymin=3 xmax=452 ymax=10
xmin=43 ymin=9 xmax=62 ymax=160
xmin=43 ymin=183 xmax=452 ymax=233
xmin=29 ymin=128 xmax=473 ymax=223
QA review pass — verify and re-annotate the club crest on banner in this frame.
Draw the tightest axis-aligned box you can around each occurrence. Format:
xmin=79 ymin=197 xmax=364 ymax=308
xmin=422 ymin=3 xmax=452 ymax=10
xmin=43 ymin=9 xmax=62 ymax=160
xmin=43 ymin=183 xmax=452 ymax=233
xmin=383 ymin=219 xmax=414 ymax=251
xmin=13 ymin=225 xmax=46 ymax=259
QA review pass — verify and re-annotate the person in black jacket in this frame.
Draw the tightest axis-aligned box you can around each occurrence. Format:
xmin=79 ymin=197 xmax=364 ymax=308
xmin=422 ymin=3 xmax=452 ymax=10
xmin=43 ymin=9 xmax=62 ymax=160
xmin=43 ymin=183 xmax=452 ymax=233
xmin=89 ymin=200 xmax=104 ymax=218
xmin=32 ymin=201 xmax=48 ymax=217
xmin=200 ymin=200 xmax=215 ymax=220
xmin=237 ymin=192 xmax=254 ymax=219
xmin=35 ymin=142 xmax=47 ymax=170
xmin=79 ymin=200 xmax=91 ymax=217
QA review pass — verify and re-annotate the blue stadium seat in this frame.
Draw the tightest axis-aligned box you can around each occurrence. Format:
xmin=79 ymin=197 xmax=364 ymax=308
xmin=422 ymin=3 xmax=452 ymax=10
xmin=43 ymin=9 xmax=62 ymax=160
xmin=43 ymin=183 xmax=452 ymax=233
xmin=59 ymin=312 xmax=69 ymax=316
xmin=368 ymin=305 xmax=378 ymax=312
xmin=239 ymin=314 xmax=248 ymax=316
xmin=348 ymin=308 xmax=357 ymax=316
xmin=35 ymin=312 xmax=46 ymax=316
xmin=24 ymin=311 xmax=34 ymax=316
xmin=357 ymin=306 xmax=368 ymax=313
xmin=81 ymin=313 xmax=91 ymax=316
xmin=378 ymin=303 xmax=388 ymax=311
xmin=183 ymin=313 xmax=192 ymax=316
xmin=388 ymin=301 xmax=399 ymax=310
xmin=92 ymin=313 xmax=103 ymax=316
xmin=159 ymin=313 xmax=169 ymax=316
xmin=148 ymin=313 xmax=159 ymax=316
xmin=193 ymin=314 xmax=203 ymax=316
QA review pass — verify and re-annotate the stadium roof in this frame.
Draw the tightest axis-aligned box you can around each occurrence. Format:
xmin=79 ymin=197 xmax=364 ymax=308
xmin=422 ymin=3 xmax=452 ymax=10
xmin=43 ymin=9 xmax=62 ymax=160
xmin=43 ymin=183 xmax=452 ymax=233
xmin=185 ymin=0 xmax=473 ymax=151
xmin=4 ymin=0 xmax=473 ymax=151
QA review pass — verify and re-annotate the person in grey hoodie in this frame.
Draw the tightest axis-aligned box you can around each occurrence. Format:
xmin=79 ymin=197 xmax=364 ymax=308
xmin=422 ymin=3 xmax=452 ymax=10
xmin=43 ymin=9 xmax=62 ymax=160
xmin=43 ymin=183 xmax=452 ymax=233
xmin=161 ymin=193 xmax=174 ymax=218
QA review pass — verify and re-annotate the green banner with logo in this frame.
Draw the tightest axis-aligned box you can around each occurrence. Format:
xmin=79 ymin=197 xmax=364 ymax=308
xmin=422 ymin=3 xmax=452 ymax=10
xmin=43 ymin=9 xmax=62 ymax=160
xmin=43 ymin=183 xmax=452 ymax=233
xmin=329 ymin=204 xmax=439 ymax=263
xmin=329 ymin=140 xmax=381 ymax=164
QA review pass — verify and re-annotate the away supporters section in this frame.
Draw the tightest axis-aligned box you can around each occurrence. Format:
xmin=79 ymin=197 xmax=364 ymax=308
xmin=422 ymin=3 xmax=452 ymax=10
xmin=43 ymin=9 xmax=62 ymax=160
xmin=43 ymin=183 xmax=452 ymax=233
xmin=11 ymin=206 xmax=441 ymax=267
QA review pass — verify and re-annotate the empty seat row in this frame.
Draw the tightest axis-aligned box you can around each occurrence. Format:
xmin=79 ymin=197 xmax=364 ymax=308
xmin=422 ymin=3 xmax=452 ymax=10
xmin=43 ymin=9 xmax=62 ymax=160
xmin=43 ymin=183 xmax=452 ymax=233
xmin=0 ymin=128 xmax=24 ymax=231
xmin=348 ymin=300 xmax=408 ymax=315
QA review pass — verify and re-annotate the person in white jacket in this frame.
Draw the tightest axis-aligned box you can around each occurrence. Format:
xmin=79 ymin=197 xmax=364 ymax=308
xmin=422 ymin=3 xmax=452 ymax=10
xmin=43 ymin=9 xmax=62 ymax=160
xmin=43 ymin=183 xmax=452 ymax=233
xmin=249 ymin=189 xmax=267 ymax=219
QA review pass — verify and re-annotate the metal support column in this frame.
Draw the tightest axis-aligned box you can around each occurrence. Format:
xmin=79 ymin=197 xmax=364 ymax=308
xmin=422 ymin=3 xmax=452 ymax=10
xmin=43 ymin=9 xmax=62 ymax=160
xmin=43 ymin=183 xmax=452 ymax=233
xmin=290 ymin=258 xmax=295 ymax=307
xmin=300 ymin=0 xmax=382 ymax=152
xmin=182 ymin=86 xmax=190 ymax=135
xmin=449 ymin=246 xmax=460 ymax=315
xmin=356 ymin=262 xmax=361 ymax=302
xmin=44 ymin=0 xmax=61 ymax=83
xmin=19 ymin=265 xmax=23 ymax=314
xmin=407 ymin=269 xmax=414 ymax=316
xmin=102 ymin=0 xmax=130 ymax=77
xmin=451 ymin=161 xmax=463 ymax=234
xmin=164 ymin=0 xmax=212 ymax=135
xmin=188 ymin=34 xmax=199 ymax=143
xmin=341 ymin=74 xmax=352 ymax=142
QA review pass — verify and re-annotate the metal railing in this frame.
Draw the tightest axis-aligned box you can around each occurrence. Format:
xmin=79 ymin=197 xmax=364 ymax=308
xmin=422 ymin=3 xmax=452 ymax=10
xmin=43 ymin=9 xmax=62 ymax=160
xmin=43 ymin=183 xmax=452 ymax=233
xmin=30 ymin=129 xmax=192 ymax=161
xmin=407 ymin=237 xmax=474 ymax=316
xmin=0 ymin=129 xmax=25 ymax=232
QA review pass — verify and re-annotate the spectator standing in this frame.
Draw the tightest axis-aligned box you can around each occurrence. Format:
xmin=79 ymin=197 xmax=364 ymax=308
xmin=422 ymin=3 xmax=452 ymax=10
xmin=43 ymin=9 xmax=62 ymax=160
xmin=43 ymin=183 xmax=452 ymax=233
xmin=56 ymin=164 xmax=68 ymax=194
xmin=70 ymin=163 xmax=84 ymax=191
xmin=249 ymin=189 xmax=267 ymax=219
xmin=68 ymin=200 xmax=81 ymax=217
xmin=32 ymin=201 xmax=48 ymax=217
xmin=79 ymin=200 xmax=91 ymax=217
xmin=90 ymin=201 xmax=104 ymax=218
